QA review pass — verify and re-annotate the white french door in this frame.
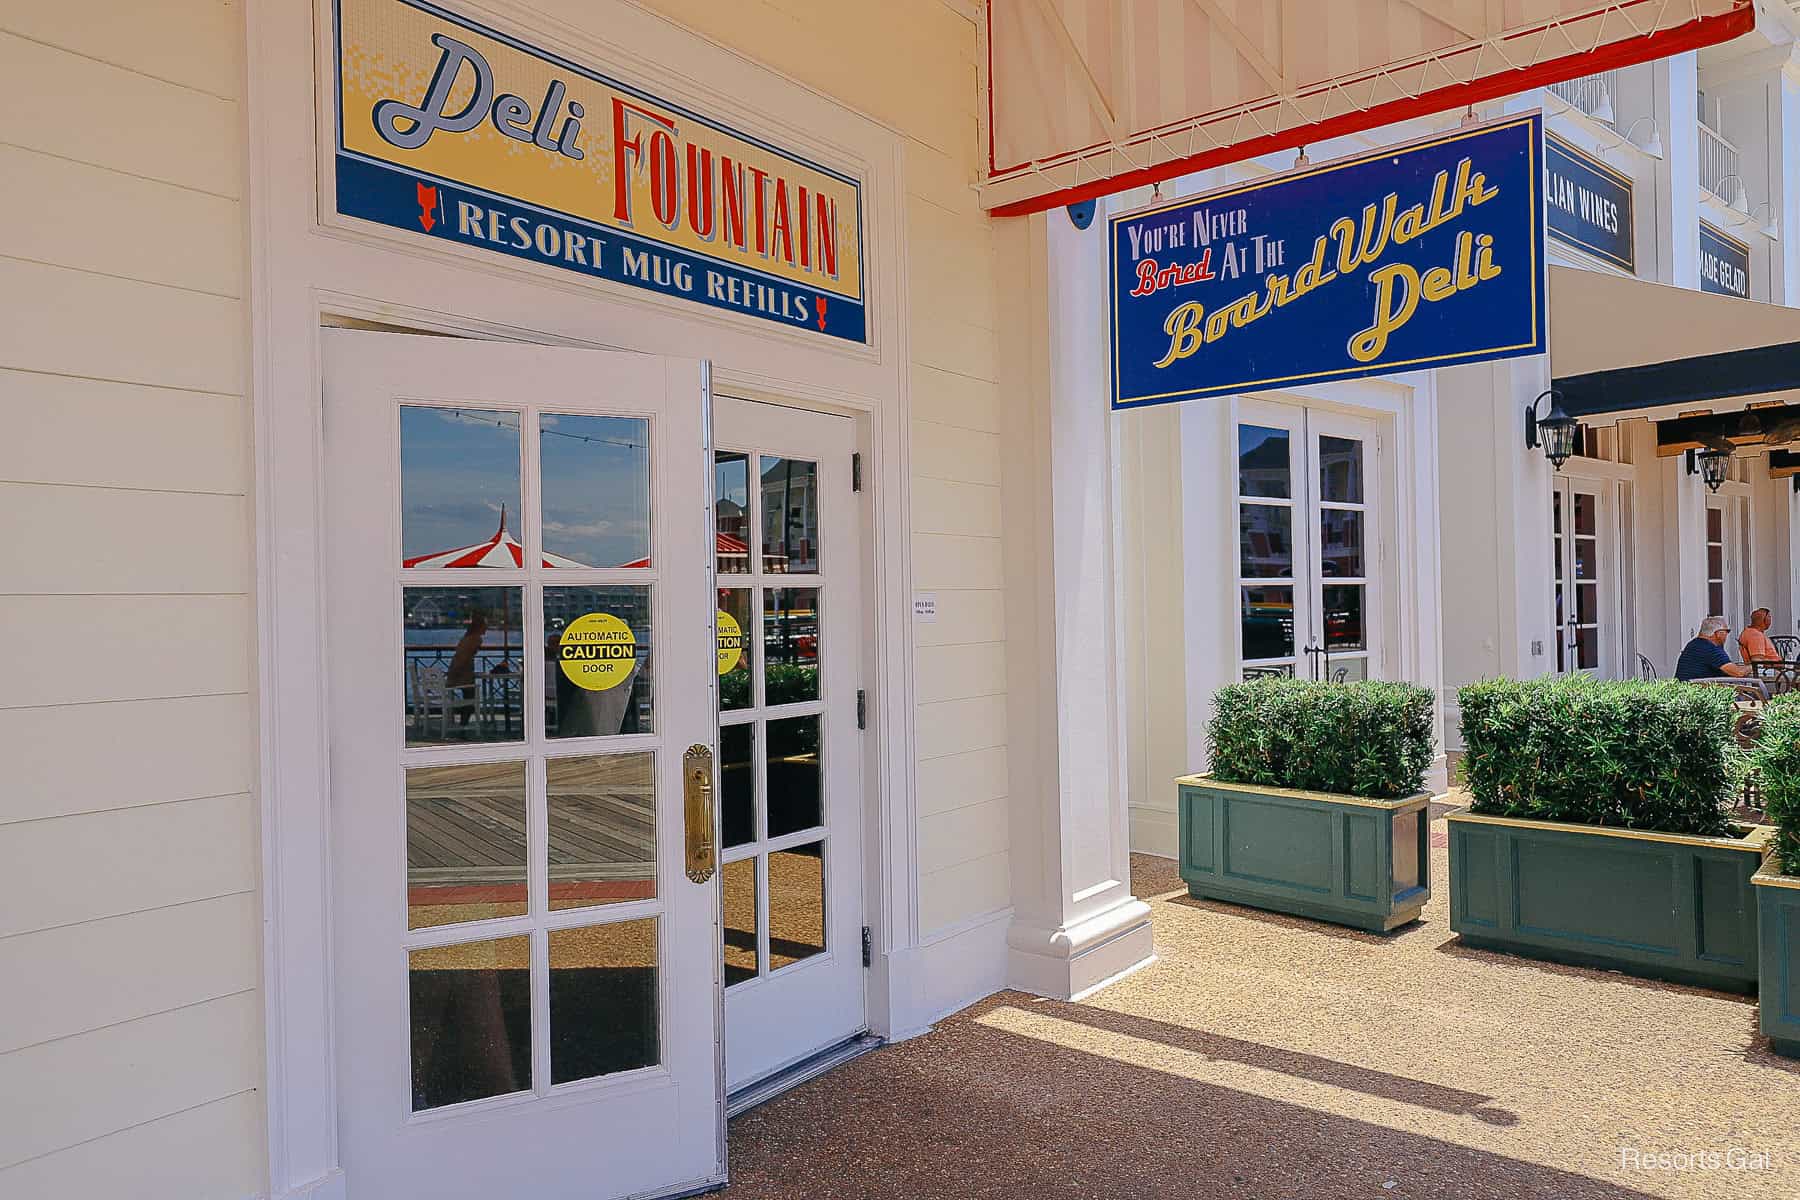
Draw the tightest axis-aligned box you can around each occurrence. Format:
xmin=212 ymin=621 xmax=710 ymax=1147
xmin=323 ymin=330 xmax=723 ymax=1200
xmin=1552 ymin=476 xmax=1615 ymax=676
xmin=712 ymin=397 xmax=865 ymax=1096
xmin=1236 ymin=401 xmax=1382 ymax=682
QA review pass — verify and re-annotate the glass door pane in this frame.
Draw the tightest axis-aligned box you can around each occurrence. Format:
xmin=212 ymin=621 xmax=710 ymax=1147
xmin=1236 ymin=422 xmax=1302 ymax=679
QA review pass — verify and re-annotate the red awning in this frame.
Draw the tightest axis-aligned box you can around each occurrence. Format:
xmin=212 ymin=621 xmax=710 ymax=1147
xmin=981 ymin=0 xmax=1753 ymax=216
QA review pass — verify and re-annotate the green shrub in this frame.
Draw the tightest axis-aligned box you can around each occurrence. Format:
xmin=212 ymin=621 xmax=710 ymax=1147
xmin=1750 ymin=693 xmax=1800 ymax=874
xmin=1457 ymin=675 xmax=1738 ymax=837
xmin=1206 ymin=677 xmax=1436 ymax=800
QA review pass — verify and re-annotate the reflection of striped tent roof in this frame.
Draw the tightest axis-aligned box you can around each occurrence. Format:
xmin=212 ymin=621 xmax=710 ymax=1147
xmin=403 ymin=509 xmax=588 ymax=569
xmin=616 ymin=532 xmax=747 ymax=570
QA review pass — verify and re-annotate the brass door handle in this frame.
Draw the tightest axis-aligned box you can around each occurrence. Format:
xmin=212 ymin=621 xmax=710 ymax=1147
xmin=683 ymin=744 xmax=716 ymax=884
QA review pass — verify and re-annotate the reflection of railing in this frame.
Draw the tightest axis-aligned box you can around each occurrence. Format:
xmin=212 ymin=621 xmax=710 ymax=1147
xmin=1548 ymin=71 xmax=1617 ymax=123
xmin=405 ymin=645 xmax=523 ymax=739
xmin=1698 ymin=122 xmax=1743 ymax=207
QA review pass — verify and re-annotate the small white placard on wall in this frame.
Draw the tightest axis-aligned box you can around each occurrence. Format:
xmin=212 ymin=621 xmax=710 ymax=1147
xmin=913 ymin=593 xmax=937 ymax=623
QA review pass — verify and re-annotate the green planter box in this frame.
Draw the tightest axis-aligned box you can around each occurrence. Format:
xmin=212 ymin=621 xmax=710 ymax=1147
xmin=1447 ymin=808 xmax=1772 ymax=993
xmin=1754 ymin=867 xmax=1800 ymax=1057
xmin=1176 ymin=774 xmax=1431 ymax=933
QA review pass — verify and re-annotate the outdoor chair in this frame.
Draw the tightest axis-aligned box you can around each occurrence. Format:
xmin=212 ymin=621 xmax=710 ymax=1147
xmin=1751 ymin=660 xmax=1800 ymax=697
xmin=1636 ymin=652 xmax=1657 ymax=680
xmin=408 ymin=660 xmax=478 ymax=738
xmin=1771 ymin=634 xmax=1800 ymax=661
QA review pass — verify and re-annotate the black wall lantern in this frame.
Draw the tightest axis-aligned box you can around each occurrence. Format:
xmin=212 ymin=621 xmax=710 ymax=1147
xmin=1524 ymin=388 xmax=1577 ymax=469
xmin=1688 ymin=448 xmax=1730 ymax=492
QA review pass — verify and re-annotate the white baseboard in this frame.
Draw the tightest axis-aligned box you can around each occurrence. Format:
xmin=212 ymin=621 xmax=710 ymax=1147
xmin=878 ymin=906 xmax=1011 ymax=1041
xmin=1128 ymin=804 xmax=1178 ymax=858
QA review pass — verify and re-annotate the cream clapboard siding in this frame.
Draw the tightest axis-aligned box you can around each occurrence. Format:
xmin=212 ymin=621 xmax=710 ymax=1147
xmin=0 ymin=3 xmax=263 ymax=1198
xmin=636 ymin=0 xmax=1009 ymax=936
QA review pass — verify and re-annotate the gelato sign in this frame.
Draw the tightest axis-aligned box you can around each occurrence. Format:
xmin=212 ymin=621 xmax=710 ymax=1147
xmin=1109 ymin=115 xmax=1546 ymax=409
xmin=331 ymin=0 xmax=866 ymax=342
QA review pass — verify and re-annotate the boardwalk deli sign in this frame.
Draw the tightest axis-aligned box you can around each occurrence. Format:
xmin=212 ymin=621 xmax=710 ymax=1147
xmin=332 ymin=0 xmax=866 ymax=342
xmin=1110 ymin=115 xmax=1545 ymax=409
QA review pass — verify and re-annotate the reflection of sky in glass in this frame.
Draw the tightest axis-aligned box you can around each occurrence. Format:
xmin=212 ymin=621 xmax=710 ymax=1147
xmin=401 ymin=407 xmax=521 ymax=562
xmin=540 ymin=414 xmax=651 ymax=568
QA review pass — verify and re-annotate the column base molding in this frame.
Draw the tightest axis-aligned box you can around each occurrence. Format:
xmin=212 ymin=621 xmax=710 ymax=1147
xmin=1005 ymin=895 xmax=1155 ymax=1000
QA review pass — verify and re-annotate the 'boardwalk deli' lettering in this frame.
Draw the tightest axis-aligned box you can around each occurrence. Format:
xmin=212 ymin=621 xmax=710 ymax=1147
xmin=1109 ymin=115 xmax=1545 ymax=410
xmin=332 ymin=0 xmax=866 ymax=342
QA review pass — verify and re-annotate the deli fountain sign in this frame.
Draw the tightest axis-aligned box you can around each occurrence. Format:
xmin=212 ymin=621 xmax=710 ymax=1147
xmin=331 ymin=0 xmax=867 ymax=342
xmin=1109 ymin=114 xmax=1547 ymax=410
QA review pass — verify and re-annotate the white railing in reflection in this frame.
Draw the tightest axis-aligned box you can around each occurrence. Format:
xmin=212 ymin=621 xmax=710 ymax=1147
xmin=1548 ymin=71 xmax=1617 ymax=124
xmin=1698 ymin=122 xmax=1745 ymax=208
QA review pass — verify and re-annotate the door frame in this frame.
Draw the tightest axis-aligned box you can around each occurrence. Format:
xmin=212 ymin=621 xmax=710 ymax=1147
xmin=246 ymin=2 xmax=918 ymax=1195
xmin=1552 ymin=459 xmax=1632 ymax=679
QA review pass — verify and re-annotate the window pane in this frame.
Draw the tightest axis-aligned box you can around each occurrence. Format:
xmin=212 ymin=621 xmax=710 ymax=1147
xmin=1572 ymin=491 xmax=1597 ymax=537
xmin=1707 ymin=507 xmax=1723 ymax=541
xmin=722 ymin=857 xmax=757 ymax=987
xmin=1328 ymin=656 xmax=1370 ymax=682
xmin=1238 ymin=425 xmax=1291 ymax=498
xmin=1323 ymin=584 xmax=1365 ymax=650
xmin=1318 ymin=436 xmax=1363 ymax=503
xmin=400 ymin=406 xmax=521 ymax=570
xmin=408 ymin=935 xmax=531 ymax=1111
xmin=720 ymin=723 xmax=755 ymax=850
xmin=761 ymin=457 xmax=819 ymax=573
xmin=404 ymin=587 xmax=524 ymax=746
xmin=1238 ymin=504 xmax=1292 ymax=579
xmin=766 ymin=715 xmax=821 ymax=838
xmin=1575 ymin=625 xmax=1598 ymax=670
xmin=1241 ymin=586 xmax=1294 ymax=660
xmin=545 ymin=586 xmax=652 ymax=737
xmin=547 ymin=753 xmax=654 ymax=913
xmin=769 ymin=842 xmax=825 ymax=971
xmin=1575 ymin=537 xmax=1597 ymax=582
xmin=539 ymin=414 xmax=649 ymax=568
xmin=1710 ymin=583 xmax=1726 ymax=616
xmin=406 ymin=762 xmax=527 ymax=930
xmin=1707 ymin=545 xmax=1724 ymax=580
xmin=763 ymin=588 xmax=820 ymax=703
xmin=716 ymin=452 xmax=751 ymax=575
xmin=1552 ymin=490 xmax=1563 ymax=536
xmin=548 ymin=919 xmax=659 ymax=1084
xmin=718 ymin=589 xmax=753 ymax=712
xmin=1243 ymin=664 xmax=1295 ymax=680
xmin=1319 ymin=509 xmax=1364 ymax=578
xmin=1575 ymin=582 xmax=1597 ymax=627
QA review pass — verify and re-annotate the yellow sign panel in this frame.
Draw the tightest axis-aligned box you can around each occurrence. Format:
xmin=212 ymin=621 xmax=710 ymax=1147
xmin=716 ymin=610 xmax=743 ymax=676
xmin=558 ymin=612 xmax=637 ymax=692
xmin=333 ymin=0 xmax=866 ymax=342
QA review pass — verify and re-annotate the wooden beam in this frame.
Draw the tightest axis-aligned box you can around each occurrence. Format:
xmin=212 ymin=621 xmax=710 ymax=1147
xmin=1652 ymin=404 xmax=1800 ymax=457
xmin=1393 ymin=0 xmax=1481 ymax=42
xmin=1188 ymin=0 xmax=1287 ymax=93
xmin=1035 ymin=0 xmax=1121 ymax=140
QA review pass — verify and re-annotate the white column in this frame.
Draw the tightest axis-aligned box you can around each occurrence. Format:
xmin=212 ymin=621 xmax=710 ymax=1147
xmin=1656 ymin=52 xmax=1702 ymax=289
xmin=997 ymin=206 xmax=1154 ymax=1000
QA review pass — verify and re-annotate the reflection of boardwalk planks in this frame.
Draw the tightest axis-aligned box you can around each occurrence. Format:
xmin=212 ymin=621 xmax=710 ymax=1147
xmin=405 ymin=755 xmax=655 ymax=888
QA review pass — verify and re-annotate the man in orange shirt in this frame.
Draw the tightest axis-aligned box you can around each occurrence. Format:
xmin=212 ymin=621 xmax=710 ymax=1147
xmin=1739 ymin=608 xmax=1781 ymax=663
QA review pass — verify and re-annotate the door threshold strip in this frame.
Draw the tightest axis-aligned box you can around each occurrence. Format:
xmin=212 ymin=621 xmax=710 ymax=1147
xmin=725 ymin=1032 xmax=884 ymax=1119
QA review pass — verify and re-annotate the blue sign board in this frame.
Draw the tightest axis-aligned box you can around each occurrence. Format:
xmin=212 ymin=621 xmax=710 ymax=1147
xmin=1545 ymin=134 xmax=1634 ymax=272
xmin=1699 ymin=221 xmax=1750 ymax=299
xmin=1110 ymin=114 xmax=1545 ymax=410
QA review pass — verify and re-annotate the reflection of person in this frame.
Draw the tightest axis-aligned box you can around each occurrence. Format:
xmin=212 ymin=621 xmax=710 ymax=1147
xmin=1740 ymin=608 xmax=1780 ymax=663
xmin=447 ymin=612 xmax=487 ymax=726
xmin=1676 ymin=616 xmax=1752 ymax=681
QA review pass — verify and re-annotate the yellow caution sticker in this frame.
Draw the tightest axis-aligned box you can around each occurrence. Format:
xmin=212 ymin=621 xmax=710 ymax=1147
xmin=558 ymin=612 xmax=636 ymax=691
xmin=717 ymin=610 xmax=743 ymax=676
